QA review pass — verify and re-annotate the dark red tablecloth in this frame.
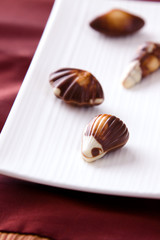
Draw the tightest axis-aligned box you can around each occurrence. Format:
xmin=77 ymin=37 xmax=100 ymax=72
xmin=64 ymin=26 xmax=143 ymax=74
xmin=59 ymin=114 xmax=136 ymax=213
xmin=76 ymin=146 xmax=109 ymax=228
xmin=1 ymin=1 xmax=160 ymax=239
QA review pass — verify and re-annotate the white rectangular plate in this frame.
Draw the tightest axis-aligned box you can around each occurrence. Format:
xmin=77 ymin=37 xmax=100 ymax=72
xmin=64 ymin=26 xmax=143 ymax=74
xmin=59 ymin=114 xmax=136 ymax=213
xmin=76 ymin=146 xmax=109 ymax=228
xmin=1 ymin=0 xmax=160 ymax=198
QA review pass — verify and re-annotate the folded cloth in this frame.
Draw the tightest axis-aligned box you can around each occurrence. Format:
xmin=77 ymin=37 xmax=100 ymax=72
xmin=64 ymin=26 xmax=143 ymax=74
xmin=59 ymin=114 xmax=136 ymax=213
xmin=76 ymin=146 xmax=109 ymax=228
xmin=0 ymin=0 xmax=160 ymax=240
xmin=1 ymin=175 xmax=160 ymax=240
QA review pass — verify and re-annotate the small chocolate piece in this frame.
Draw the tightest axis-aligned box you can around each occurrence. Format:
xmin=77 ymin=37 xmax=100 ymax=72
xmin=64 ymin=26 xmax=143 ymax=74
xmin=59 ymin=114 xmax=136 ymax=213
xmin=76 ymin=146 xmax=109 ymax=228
xmin=49 ymin=68 xmax=104 ymax=106
xmin=81 ymin=114 xmax=129 ymax=162
xmin=122 ymin=42 xmax=160 ymax=88
xmin=90 ymin=9 xmax=145 ymax=37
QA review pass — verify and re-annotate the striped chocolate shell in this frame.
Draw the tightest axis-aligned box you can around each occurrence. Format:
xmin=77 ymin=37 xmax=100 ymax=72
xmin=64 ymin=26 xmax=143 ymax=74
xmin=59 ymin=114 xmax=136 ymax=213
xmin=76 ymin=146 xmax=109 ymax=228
xmin=49 ymin=68 xmax=104 ymax=106
xmin=122 ymin=42 xmax=160 ymax=88
xmin=82 ymin=114 xmax=129 ymax=162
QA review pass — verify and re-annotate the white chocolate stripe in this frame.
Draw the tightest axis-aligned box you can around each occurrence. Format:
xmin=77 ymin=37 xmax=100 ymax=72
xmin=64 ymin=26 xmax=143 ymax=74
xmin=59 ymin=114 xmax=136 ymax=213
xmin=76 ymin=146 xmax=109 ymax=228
xmin=121 ymin=60 xmax=142 ymax=89
xmin=81 ymin=135 xmax=103 ymax=162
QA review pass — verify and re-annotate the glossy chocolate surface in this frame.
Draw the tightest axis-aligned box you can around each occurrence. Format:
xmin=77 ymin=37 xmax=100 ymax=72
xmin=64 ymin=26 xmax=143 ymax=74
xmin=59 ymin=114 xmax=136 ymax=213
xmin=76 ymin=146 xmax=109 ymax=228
xmin=84 ymin=114 xmax=129 ymax=153
xmin=49 ymin=68 xmax=104 ymax=106
xmin=135 ymin=42 xmax=160 ymax=77
xmin=90 ymin=9 xmax=145 ymax=37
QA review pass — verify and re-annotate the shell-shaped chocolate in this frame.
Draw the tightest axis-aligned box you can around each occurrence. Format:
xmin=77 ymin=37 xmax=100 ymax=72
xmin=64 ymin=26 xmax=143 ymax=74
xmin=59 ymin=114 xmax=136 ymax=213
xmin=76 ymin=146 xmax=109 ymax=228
xmin=136 ymin=42 xmax=160 ymax=77
xmin=90 ymin=9 xmax=145 ymax=37
xmin=82 ymin=114 xmax=129 ymax=162
xmin=49 ymin=68 xmax=104 ymax=106
xmin=122 ymin=42 xmax=160 ymax=88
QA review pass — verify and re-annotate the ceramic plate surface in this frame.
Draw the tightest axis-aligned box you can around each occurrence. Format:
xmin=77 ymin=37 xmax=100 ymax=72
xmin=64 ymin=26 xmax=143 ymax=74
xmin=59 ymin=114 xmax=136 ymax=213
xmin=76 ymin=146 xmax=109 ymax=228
xmin=1 ymin=0 xmax=160 ymax=198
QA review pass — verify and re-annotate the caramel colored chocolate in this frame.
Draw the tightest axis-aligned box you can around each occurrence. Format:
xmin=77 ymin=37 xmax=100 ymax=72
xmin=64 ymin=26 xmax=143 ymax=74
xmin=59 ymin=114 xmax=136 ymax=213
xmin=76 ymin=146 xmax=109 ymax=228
xmin=49 ymin=68 xmax=104 ymax=106
xmin=122 ymin=42 xmax=160 ymax=89
xmin=136 ymin=42 xmax=160 ymax=77
xmin=82 ymin=114 xmax=129 ymax=162
xmin=90 ymin=9 xmax=145 ymax=37
xmin=85 ymin=114 xmax=129 ymax=152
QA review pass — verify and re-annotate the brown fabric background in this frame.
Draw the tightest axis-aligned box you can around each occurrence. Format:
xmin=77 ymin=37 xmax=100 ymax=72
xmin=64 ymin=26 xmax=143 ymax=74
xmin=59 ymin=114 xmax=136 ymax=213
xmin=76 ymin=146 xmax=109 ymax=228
xmin=0 ymin=0 xmax=160 ymax=240
xmin=1 ymin=176 xmax=160 ymax=240
xmin=0 ymin=0 xmax=53 ymax=131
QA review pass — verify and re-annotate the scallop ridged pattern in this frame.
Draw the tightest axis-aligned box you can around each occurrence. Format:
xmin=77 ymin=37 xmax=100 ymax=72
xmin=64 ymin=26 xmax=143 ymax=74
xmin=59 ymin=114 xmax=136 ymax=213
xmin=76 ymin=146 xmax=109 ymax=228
xmin=49 ymin=68 xmax=104 ymax=106
xmin=84 ymin=114 xmax=129 ymax=153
